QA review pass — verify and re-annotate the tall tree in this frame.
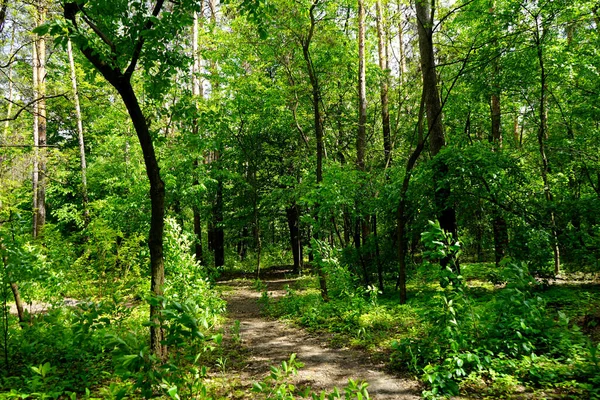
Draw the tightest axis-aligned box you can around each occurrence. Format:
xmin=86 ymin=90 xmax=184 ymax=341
xmin=59 ymin=0 xmax=174 ymax=358
xmin=32 ymin=0 xmax=46 ymax=238
xmin=415 ymin=0 xmax=459 ymax=271
xmin=300 ymin=0 xmax=328 ymax=301
xmin=192 ymin=8 xmax=205 ymax=265
xmin=376 ymin=0 xmax=392 ymax=167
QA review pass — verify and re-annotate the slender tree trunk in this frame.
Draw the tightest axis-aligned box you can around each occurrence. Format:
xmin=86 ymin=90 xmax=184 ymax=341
xmin=356 ymin=0 xmax=372 ymax=286
xmin=1 ymin=245 xmax=25 ymax=326
xmin=251 ymin=167 xmax=261 ymax=276
xmin=67 ymin=39 xmax=89 ymax=226
xmin=286 ymin=204 xmax=302 ymax=273
xmin=376 ymin=0 xmax=392 ymax=167
xmin=357 ymin=0 xmax=367 ymax=172
xmin=9 ymin=283 xmax=25 ymax=325
xmin=2 ymin=25 xmax=15 ymax=143
xmin=32 ymin=39 xmax=39 ymax=237
xmin=489 ymin=66 xmax=509 ymax=267
xmin=302 ymin=2 xmax=328 ymax=301
xmin=372 ymin=215 xmax=384 ymax=292
xmin=398 ymin=3 xmax=407 ymax=83
xmin=194 ymin=210 xmax=204 ymax=263
xmin=32 ymin=3 xmax=47 ymax=238
xmin=117 ymin=82 xmax=166 ymax=358
xmin=213 ymin=165 xmax=225 ymax=268
xmin=64 ymin=0 xmax=168 ymax=358
xmin=192 ymin=10 xmax=204 ymax=265
xmin=36 ymin=2 xmax=46 ymax=238
xmin=397 ymin=89 xmax=425 ymax=304
xmin=534 ymin=26 xmax=560 ymax=275
xmin=415 ymin=0 xmax=459 ymax=272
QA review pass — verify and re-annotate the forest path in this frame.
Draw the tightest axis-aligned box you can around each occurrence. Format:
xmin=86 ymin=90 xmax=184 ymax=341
xmin=217 ymin=268 xmax=420 ymax=399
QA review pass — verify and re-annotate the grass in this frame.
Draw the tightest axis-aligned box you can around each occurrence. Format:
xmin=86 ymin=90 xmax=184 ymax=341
xmin=260 ymin=262 xmax=600 ymax=398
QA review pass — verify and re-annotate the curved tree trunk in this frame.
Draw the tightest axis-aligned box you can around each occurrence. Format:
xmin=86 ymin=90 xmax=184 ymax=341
xmin=64 ymin=0 xmax=168 ymax=358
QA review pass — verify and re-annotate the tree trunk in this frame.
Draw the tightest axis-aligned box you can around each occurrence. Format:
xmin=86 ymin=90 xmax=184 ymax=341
xmin=534 ymin=20 xmax=560 ymax=275
xmin=33 ymin=2 xmax=47 ymax=238
xmin=302 ymin=3 xmax=328 ymax=301
xmin=398 ymin=2 xmax=407 ymax=82
xmin=286 ymin=204 xmax=302 ymax=274
xmin=252 ymin=168 xmax=261 ymax=277
xmin=396 ymin=89 xmax=425 ymax=304
xmin=67 ymin=39 xmax=89 ymax=226
xmin=1 ymin=247 xmax=26 ymax=326
xmin=194 ymin=209 xmax=204 ymax=263
xmin=2 ymin=25 xmax=15 ymax=142
xmin=376 ymin=0 xmax=392 ymax=167
xmin=64 ymin=0 xmax=168 ymax=359
xmin=373 ymin=215 xmax=384 ymax=292
xmin=415 ymin=0 xmax=459 ymax=272
xmin=489 ymin=51 xmax=509 ymax=267
xmin=357 ymin=0 xmax=367 ymax=172
xmin=117 ymin=82 xmax=166 ymax=359
xmin=213 ymin=170 xmax=225 ymax=268
xmin=490 ymin=93 xmax=501 ymax=147
xmin=192 ymin=10 xmax=204 ymax=265
xmin=9 ymin=283 xmax=25 ymax=325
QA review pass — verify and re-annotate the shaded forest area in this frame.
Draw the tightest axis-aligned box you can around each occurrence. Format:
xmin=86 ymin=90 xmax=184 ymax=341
xmin=1 ymin=0 xmax=600 ymax=398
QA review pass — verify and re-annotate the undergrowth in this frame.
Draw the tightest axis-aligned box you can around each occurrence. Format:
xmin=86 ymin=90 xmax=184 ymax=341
xmin=262 ymin=227 xmax=600 ymax=399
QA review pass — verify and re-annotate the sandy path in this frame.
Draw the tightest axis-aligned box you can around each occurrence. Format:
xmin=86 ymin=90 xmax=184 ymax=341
xmin=219 ymin=272 xmax=420 ymax=399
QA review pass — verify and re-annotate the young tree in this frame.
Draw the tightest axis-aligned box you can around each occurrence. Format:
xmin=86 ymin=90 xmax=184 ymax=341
xmin=52 ymin=0 xmax=197 ymax=358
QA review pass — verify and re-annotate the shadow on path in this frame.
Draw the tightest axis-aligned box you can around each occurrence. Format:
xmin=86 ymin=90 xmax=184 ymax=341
xmin=218 ymin=273 xmax=420 ymax=399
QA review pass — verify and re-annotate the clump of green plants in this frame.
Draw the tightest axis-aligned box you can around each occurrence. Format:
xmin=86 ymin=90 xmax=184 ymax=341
xmin=392 ymin=222 xmax=600 ymax=399
xmin=251 ymin=353 xmax=370 ymax=399
xmin=0 ymin=218 xmax=226 ymax=399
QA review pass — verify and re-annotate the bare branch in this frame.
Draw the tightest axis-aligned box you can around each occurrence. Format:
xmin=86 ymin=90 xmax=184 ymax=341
xmin=0 ymin=93 xmax=67 ymax=123
xmin=0 ymin=40 xmax=34 ymax=69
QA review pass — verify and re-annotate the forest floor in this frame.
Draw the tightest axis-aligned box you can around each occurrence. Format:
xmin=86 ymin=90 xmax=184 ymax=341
xmin=216 ymin=268 xmax=421 ymax=399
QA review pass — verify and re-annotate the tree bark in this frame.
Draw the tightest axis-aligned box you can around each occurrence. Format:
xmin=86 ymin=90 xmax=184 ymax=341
xmin=396 ymin=89 xmax=425 ymax=304
xmin=357 ymin=0 xmax=367 ymax=172
xmin=2 ymin=24 xmax=15 ymax=143
xmin=213 ymin=167 xmax=225 ymax=268
xmin=286 ymin=204 xmax=302 ymax=274
xmin=64 ymin=0 xmax=168 ymax=358
xmin=415 ymin=0 xmax=459 ymax=272
xmin=67 ymin=39 xmax=89 ymax=226
xmin=301 ymin=1 xmax=328 ymax=301
xmin=398 ymin=3 xmax=407 ymax=82
xmin=489 ymin=48 xmax=509 ymax=267
xmin=376 ymin=0 xmax=392 ymax=167
xmin=33 ymin=2 xmax=47 ymax=238
xmin=117 ymin=82 xmax=166 ymax=358
xmin=534 ymin=16 xmax=560 ymax=275
xmin=192 ymin=10 xmax=204 ymax=265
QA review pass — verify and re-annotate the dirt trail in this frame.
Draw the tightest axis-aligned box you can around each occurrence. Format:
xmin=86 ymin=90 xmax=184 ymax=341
xmin=219 ymin=270 xmax=420 ymax=399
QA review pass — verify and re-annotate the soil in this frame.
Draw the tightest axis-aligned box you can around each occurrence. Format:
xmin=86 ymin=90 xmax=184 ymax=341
xmin=218 ymin=269 xmax=421 ymax=399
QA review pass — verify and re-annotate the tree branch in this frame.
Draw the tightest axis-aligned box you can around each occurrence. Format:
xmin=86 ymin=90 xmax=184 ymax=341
xmin=79 ymin=8 xmax=117 ymax=54
xmin=0 ymin=94 xmax=67 ymax=122
xmin=124 ymin=0 xmax=166 ymax=78
xmin=63 ymin=3 xmax=120 ymax=84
